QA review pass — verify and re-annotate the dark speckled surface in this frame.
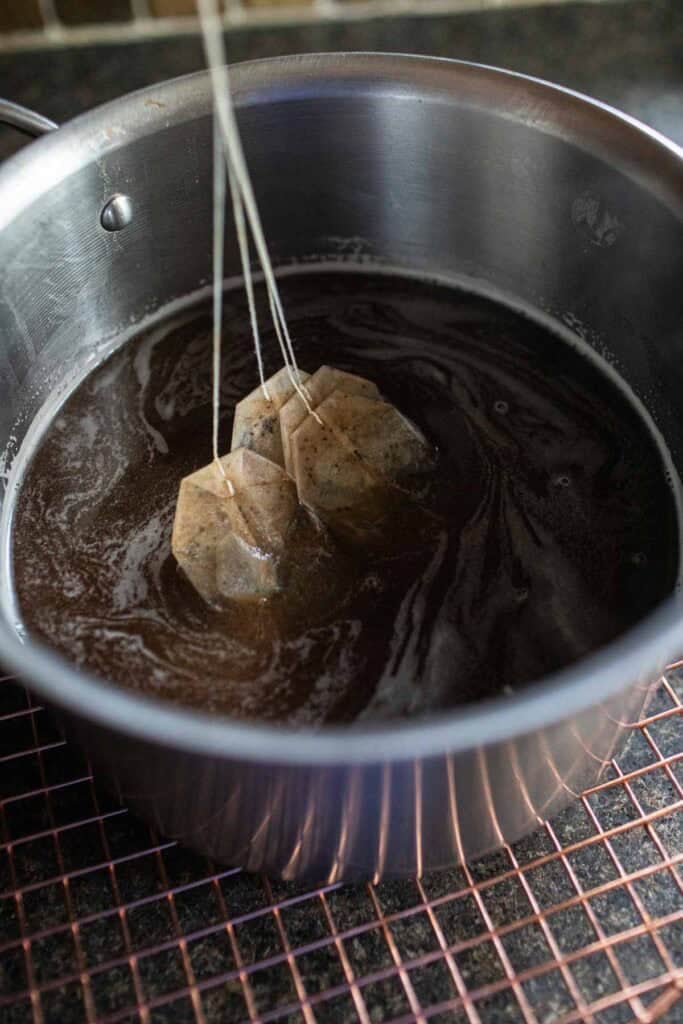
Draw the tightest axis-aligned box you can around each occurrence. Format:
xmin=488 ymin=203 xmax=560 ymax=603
xmin=0 ymin=0 xmax=681 ymax=162
xmin=0 ymin=1 xmax=681 ymax=1020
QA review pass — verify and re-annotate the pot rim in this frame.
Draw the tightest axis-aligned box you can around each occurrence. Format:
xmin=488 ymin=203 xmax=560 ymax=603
xmin=1 ymin=53 xmax=682 ymax=765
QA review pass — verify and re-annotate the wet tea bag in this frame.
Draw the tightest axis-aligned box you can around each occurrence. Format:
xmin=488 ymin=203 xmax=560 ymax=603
xmin=231 ymin=366 xmax=310 ymax=468
xmin=172 ymin=446 xmax=331 ymax=605
xmin=279 ymin=366 xmax=434 ymax=541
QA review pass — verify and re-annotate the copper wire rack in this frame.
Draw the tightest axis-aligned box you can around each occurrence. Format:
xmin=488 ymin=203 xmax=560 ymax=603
xmin=0 ymin=668 xmax=681 ymax=1024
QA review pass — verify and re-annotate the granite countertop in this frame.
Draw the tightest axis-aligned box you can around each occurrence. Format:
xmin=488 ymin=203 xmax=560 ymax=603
xmin=0 ymin=2 xmax=681 ymax=1021
xmin=0 ymin=0 xmax=681 ymax=163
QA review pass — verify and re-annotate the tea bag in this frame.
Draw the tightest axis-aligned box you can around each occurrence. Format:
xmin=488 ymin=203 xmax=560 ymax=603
xmin=173 ymin=365 xmax=435 ymax=603
xmin=279 ymin=366 xmax=435 ymax=541
xmin=231 ymin=366 xmax=310 ymax=468
xmin=172 ymin=447 xmax=329 ymax=605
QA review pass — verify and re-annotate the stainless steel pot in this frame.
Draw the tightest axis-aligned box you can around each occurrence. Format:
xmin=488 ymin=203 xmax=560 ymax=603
xmin=0 ymin=55 xmax=681 ymax=881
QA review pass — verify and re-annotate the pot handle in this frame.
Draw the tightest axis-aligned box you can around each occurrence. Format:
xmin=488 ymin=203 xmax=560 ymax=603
xmin=0 ymin=99 xmax=58 ymax=137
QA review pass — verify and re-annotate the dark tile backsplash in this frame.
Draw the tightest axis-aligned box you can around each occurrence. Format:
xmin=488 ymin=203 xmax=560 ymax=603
xmin=0 ymin=0 xmax=43 ymax=32
xmin=54 ymin=0 xmax=133 ymax=25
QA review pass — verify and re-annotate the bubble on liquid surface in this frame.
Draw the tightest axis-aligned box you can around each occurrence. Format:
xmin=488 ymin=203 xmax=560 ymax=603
xmin=553 ymin=473 xmax=572 ymax=488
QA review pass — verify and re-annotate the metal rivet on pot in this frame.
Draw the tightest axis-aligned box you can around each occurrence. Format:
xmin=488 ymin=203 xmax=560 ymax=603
xmin=101 ymin=194 xmax=133 ymax=231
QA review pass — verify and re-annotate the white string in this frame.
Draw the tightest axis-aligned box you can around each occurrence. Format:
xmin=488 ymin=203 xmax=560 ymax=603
xmin=226 ymin=155 xmax=270 ymax=401
xmin=197 ymin=0 xmax=317 ymax=419
xmin=267 ymin=287 xmax=305 ymax=398
xmin=211 ymin=111 xmax=234 ymax=496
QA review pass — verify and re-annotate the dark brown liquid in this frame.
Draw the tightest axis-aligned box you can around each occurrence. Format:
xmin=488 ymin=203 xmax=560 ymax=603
xmin=11 ymin=271 xmax=679 ymax=724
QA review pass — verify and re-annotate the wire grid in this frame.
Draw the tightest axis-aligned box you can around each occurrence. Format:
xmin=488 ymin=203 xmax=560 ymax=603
xmin=0 ymin=670 xmax=681 ymax=1024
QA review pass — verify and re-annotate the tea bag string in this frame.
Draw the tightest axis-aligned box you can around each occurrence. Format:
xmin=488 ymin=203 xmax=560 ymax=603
xmin=198 ymin=0 xmax=320 ymax=489
xmin=210 ymin=113 xmax=234 ymax=494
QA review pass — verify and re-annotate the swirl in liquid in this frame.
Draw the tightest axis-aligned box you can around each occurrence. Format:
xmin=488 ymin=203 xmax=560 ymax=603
xmin=11 ymin=272 xmax=679 ymax=724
